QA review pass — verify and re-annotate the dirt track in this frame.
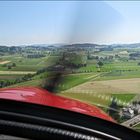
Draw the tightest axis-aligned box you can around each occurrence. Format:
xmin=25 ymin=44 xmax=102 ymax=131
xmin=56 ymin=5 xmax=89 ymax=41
xmin=0 ymin=61 xmax=11 ymax=64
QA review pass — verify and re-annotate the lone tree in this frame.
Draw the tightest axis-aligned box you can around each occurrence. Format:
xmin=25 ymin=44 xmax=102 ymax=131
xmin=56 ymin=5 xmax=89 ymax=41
xmin=12 ymin=63 xmax=16 ymax=67
xmin=7 ymin=65 xmax=12 ymax=69
xmin=97 ymin=61 xmax=103 ymax=67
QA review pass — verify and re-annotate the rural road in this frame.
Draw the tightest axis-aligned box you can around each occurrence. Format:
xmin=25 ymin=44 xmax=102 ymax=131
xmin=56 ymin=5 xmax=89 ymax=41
xmin=121 ymin=114 xmax=140 ymax=127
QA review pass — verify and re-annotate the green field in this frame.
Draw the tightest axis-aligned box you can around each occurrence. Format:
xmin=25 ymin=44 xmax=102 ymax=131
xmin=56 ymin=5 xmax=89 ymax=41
xmin=0 ymin=54 xmax=49 ymax=87
xmin=8 ymin=72 xmax=99 ymax=90
xmin=0 ymin=74 xmax=24 ymax=81
xmin=133 ymin=123 xmax=140 ymax=132
xmin=56 ymin=73 xmax=99 ymax=91
xmin=111 ymin=94 xmax=136 ymax=103
xmin=7 ymin=79 xmax=42 ymax=88
xmin=4 ymin=53 xmax=140 ymax=97
xmin=0 ymin=55 xmax=59 ymax=71
xmin=60 ymin=92 xmax=111 ymax=107
xmin=60 ymin=92 xmax=135 ymax=109
xmin=1 ymin=46 xmax=140 ymax=131
xmin=1 ymin=45 xmax=140 ymax=133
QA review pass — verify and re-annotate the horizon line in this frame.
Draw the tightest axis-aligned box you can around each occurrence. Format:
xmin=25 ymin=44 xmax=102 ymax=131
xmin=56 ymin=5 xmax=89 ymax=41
xmin=1 ymin=42 xmax=140 ymax=47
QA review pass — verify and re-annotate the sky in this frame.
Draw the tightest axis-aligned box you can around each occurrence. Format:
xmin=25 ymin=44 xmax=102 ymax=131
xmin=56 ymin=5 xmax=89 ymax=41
xmin=0 ymin=1 xmax=140 ymax=46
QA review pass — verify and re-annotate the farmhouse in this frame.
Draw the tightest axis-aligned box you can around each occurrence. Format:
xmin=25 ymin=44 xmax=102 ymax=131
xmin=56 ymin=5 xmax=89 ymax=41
xmin=121 ymin=107 xmax=134 ymax=119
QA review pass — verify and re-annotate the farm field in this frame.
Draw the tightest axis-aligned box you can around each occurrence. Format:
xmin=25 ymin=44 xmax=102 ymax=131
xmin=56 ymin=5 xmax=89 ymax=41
xmin=0 ymin=74 xmax=24 ymax=81
xmin=60 ymin=92 xmax=135 ymax=110
xmin=7 ymin=79 xmax=42 ymax=88
xmin=7 ymin=72 xmax=99 ymax=90
xmin=133 ymin=123 xmax=140 ymax=132
xmin=0 ymin=60 xmax=11 ymax=64
xmin=7 ymin=72 xmax=98 ymax=88
xmin=63 ymin=78 xmax=140 ymax=94
xmin=0 ymin=53 xmax=54 ymax=87
xmin=1 ymin=49 xmax=140 ymax=102
xmin=0 ymin=54 xmax=61 ymax=86
xmin=111 ymin=94 xmax=136 ymax=103
xmin=78 ymin=60 xmax=140 ymax=73
xmin=1 ymin=45 xmax=140 ymax=125
xmin=59 ymin=77 xmax=138 ymax=108
xmin=55 ymin=73 xmax=99 ymax=91
xmin=0 ymin=71 xmax=35 ymax=75
xmin=97 ymin=70 xmax=140 ymax=81
xmin=0 ymin=54 xmax=57 ymax=71
xmin=60 ymin=92 xmax=111 ymax=107
xmin=3 ymin=51 xmax=139 ymax=107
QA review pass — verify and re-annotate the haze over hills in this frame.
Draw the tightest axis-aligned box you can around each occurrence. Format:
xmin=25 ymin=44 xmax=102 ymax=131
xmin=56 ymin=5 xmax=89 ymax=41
xmin=1 ymin=42 xmax=140 ymax=49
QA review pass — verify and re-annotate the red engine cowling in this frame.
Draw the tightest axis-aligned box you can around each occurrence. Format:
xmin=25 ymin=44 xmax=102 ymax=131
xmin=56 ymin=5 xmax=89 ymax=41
xmin=0 ymin=87 xmax=115 ymax=122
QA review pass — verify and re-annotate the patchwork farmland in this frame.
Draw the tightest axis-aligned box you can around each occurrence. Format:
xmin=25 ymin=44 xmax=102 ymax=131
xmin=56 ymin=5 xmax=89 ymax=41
xmin=1 ymin=44 xmax=140 ymax=130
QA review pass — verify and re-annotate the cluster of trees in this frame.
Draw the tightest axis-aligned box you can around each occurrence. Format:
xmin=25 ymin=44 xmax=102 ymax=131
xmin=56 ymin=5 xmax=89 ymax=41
xmin=9 ymin=47 xmax=22 ymax=54
xmin=3 ymin=63 xmax=16 ymax=69
xmin=87 ymin=54 xmax=99 ymax=60
xmin=0 ymin=80 xmax=13 ymax=87
xmin=97 ymin=61 xmax=103 ymax=67
xmin=59 ymin=52 xmax=87 ymax=69
xmin=132 ymin=101 xmax=140 ymax=105
xmin=0 ymin=46 xmax=22 ymax=54
xmin=129 ymin=52 xmax=140 ymax=60
xmin=114 ymin=69 xmax=138 ymax=72
xmin=129 ymin=52 xmax=140 ymax=57
xmin=0 ymin=74 xmax=34 ymax=88
xmin=115 ymin=54 xmax=121 ymax=58
xmin=100 ymin=47 xmax=113 ymax=51
xmin=0 ymin=46 xmax=9 ymax=53
xmin=138 ymin=62 xmax=140 ymax=65
xmin=88 ymin=53 xmax=114 ymax=61
xmin=27 ymin=54 xmax=46 ymax=58
xmin=36 ymin=67 xmax=48 ymax=74
xmin=0 ymin=45 xmax=50 ymax=56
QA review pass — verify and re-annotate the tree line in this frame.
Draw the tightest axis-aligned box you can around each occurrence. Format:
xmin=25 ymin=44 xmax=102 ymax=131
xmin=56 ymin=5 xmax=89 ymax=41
xmin=0 ymin=74 xmax=34 ymax=88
